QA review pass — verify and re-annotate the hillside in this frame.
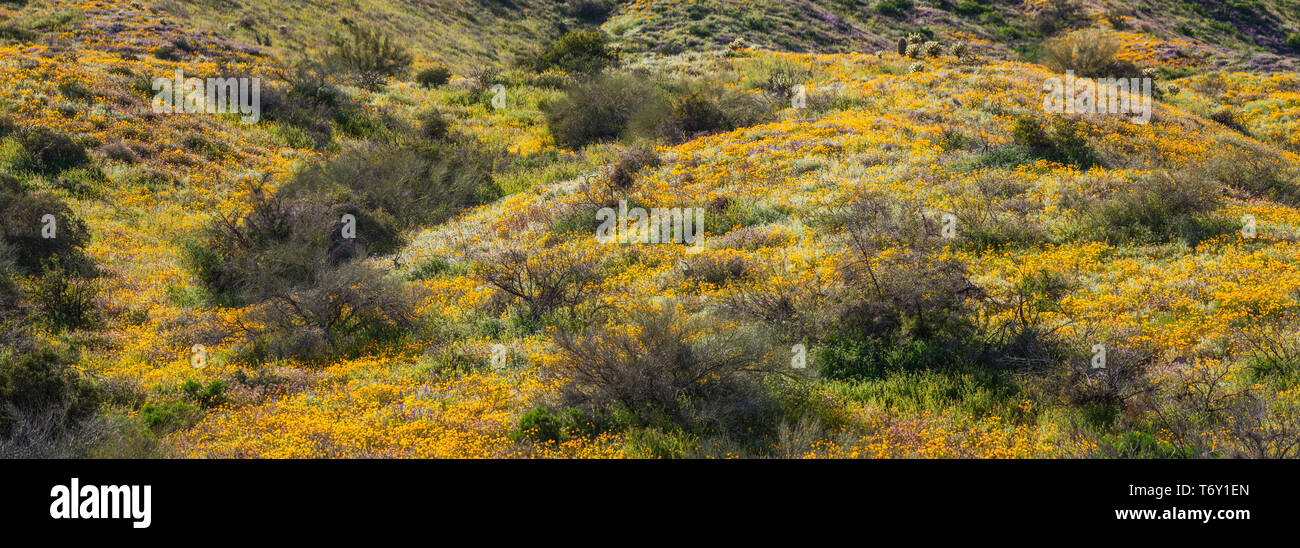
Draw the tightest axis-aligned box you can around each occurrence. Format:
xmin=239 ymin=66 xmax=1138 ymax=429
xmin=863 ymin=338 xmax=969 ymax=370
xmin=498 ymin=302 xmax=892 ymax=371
xmin=1 ymin=0 xmax=1299 ymax=459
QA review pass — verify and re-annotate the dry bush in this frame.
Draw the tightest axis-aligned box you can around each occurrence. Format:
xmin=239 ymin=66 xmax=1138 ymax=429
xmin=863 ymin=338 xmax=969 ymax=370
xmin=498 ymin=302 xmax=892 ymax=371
xmin=1033 ymin=0 xmax=1087 ymax=35
xmin=1054 ymin=339 xmax=1154 ymax=409
xmin=716 ymin=226 xmax=791 ymax=250
xmin=234 ymin=263 xmax=415 ymax=362
xmin=985 ymin=270 xmax=1075 ymax=370
xmin=326 ymin=24 xmax=413 ymax=90
xmin=551 ymin=307 xmax=783 ymax=435
xmin=1196 ymin=137 xmax=1300 ymax=204
xmin=1039 ymin=29 xmax=1143 ymax=78
xmin=1152 ymin=360 xmax=1300 ymax=458
xmin=836 ymin=195 xmax=982 ymax=343
xmin=605 ymin=145 xmax=660 ymax=192
xmin=474 ymin=247 xmax=601 ymax=324
xmin=944 ymin=171 xmax=1047 ymax=250
xmin=683 ymin=253 xmax=752 ymax=287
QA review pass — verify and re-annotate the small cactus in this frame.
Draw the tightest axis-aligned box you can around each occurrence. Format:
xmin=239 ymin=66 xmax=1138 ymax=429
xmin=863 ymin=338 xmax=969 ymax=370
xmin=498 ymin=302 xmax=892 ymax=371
xmin=921 ymin=41 xmax=943 ymax=57
xmin=905 ymin=43 xmax=921 ymax=58
xmin=897 ymin=37 xmax=907 ymax=56
xmin=909 ymin=62 xmax=925 ymax=74
xmin=906 ymin=32 xmax=923 ymax=46
xmin=950 ymin=41 xmax=970 ymax=58
xmin=1164 ymin=84 xmax=1181 ymax=96
xmin=726 ymin=38 xmax=747 ymax=57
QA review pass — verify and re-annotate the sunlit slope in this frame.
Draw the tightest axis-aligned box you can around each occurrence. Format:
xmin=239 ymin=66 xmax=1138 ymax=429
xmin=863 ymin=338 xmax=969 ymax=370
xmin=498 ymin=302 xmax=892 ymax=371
xmin=150 ymin=0 xmax=580 ymax=71
xmin=179 ymin=49 xmax=1300 ymax=457
xmin=3 ymin=0 xmax=1299 ymax=458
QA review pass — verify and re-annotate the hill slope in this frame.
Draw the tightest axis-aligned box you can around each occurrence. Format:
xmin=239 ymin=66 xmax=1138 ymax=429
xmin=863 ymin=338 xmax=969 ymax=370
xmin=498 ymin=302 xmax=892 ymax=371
xmin=1 ymin=0 xmax=1298 ymax=458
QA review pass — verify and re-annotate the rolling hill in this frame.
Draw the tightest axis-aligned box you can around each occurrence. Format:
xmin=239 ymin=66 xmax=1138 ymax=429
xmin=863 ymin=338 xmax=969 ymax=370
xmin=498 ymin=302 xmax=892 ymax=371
xmin=1 ymin=0 xmax=1299 ymax=458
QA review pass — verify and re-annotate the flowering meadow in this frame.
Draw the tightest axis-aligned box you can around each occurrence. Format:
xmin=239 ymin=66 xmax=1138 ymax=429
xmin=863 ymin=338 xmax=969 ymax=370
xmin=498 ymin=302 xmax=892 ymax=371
xmin=2 ymin=0 xmax=1299 ymax=459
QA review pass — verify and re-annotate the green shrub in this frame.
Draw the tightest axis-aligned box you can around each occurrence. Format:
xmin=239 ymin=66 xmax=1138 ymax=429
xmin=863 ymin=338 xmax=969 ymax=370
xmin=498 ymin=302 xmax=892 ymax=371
xmin=0 ymin=174 xmax=93 ymax=275
xmin=180 ymin=379 xmax=228 ymax=410
xmin=140 ymin=400 xmax=200 ymax=434
xmin=186 ymin=141 xmax=495 ymax=362
xmin=831 ymin=368 xmax=1023 ymax=420
xmin=1012 ymin=117 xmax=1098 ymax=169
xmin=1196 ymin=138 xmax=1300 ymax=204
xmin=954 ymin=0 xmax=992 ymax=16
xmin=10 ymin=127 xmax=90 ymax=174
xmin=326 ymin=24 xmax=413 ymax=90
xmin=23 ymin=9 xmax=78 ymax=31
xmin=1101 ymin=431 xmax=1195 ymax=458
xmin=1038 ymin=29 xmax=1143 ymax=78
xmin=611 ymin=77 xmax=779 ymax=145
xmin=24 ymin=257 xmax=99 ymax=331
xmin=528 ymin=30 xmax=618 ymax=75
xmin=511 ymin=406 xmax=600 ymax=443
xmin=874 ymin=0 xmax=914 ymax=18
xmin=543 ymin=73 xmax=659 ymax=149
xmin=417 ymin=109 xmax=451 ymax=141
xmin=565 ymin=0 xmax=616 ymax=23
xmin=1288 ymin=33 xmax=1300 ymax=52
xmin=407 ymin=257 xmax=453 ymax=281
xmin=0 ymin=22 xmax=36 ymax=42
xmin=0 ymin=345 xmax=102 ymax=440
xmin=703 ymin=197 xmax=789 ymax=234
xmin=260 ymin=63 xmax=377 ymax=149
xmin=732 ymin=196 xmax=985 ymax=379
xmin=281 ymin=143 xmax=498 ymax=245
xmin=1067 ymin=172 xmax=1228 ymax=245
xmin=415 ymin=64 xmax=452 ymax=88
xmin=959 ymin=146 xmax=1040 ymax=171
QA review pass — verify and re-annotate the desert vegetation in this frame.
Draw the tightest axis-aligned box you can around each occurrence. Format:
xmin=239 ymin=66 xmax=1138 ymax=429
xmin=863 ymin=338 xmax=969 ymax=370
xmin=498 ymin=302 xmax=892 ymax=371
xmin=0 ymin=0 xmax=1298 ymax=459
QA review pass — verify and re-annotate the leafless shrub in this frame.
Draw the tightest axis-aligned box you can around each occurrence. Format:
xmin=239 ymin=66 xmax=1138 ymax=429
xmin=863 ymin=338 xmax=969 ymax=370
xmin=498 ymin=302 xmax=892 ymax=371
xmin=986 ymin=270 xmax=1075 ymax=370
xmin=0 ymin=406 xmax=114 ymax=458
xmin=944 ymin=172 xmax=1047 ymax=250
xmin=1033 ymin=0 xmax=1087 ymax=35
xmin=835 ymin=195 xmax=982 ymax=343
xmin=683 ymin=253 xmax=752 ymax=287
xmin=606 ymin=144 xmax=660 ymax=192
xmin=1196 ymin=137 xmax=1300 ymax=204
xmin=1055 ymin=339 xmax=1154 ymax=409
xmin=716 ymin=226 xmax=791 ymax=250
xmin=552 ymin=307 xmax=784 ymax=434
xmin=233 ymin=263 xmax=415 ymax=362
xmin=1151 ymin=360 xmax=1300 ymax=458
xmin=474 ymin=247 xmax=601 ymax=324
xmin=464 ymin=66 xmax=501 ymax=96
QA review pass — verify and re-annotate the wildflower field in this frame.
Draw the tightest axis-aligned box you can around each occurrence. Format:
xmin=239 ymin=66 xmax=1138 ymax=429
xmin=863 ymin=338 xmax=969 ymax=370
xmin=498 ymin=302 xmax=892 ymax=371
xmin=2 ymin=0 xmax=1300 ymax=459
